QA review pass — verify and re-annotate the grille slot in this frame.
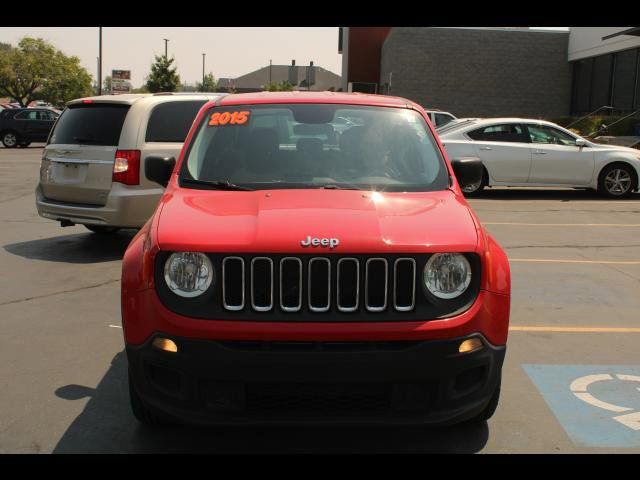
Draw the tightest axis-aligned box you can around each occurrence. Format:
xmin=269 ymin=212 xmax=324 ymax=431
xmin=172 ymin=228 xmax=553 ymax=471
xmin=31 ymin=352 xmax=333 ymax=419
xmin=279 ymin=257 xmax=302 ymax=312
xmin=251 ymin=257 xmax=273 ymax=311
xmin=222 ymin=257 xmax=245 ymax=311
xmin=337 ymin=258 xmax=359 ymax=312
xmin=308 ymin=258 xmax=331 ymax=312
xmin=394 ymin=258 xmax=416 ymax=311
xmin=365 ymin=258 xmax=388 ymax=312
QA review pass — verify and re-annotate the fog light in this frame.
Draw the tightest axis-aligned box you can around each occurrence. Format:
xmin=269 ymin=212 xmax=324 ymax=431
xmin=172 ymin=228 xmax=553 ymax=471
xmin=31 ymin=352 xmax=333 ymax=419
xmin=152 ymin=337 xmax=178 ymax=353
xmin=459 ymin=338 xmax=483 ymax=354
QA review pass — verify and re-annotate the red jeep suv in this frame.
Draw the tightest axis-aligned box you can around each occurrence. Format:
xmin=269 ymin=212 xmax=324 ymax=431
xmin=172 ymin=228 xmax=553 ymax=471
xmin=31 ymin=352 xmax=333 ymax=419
xmin=121 ymin=92 xmax=510 ymax=426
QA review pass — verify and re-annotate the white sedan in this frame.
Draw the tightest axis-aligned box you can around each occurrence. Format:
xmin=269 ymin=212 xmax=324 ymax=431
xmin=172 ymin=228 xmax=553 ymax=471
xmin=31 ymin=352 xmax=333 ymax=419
xmin=438 ymin=118 xmax=640 ymax=198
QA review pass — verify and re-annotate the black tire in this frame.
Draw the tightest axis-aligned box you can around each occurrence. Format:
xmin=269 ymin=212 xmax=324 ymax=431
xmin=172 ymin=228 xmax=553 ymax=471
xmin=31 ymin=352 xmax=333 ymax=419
xmin=598 ymin=163 xmax=637 ymax=199
xmin=84 ymin=225 xmax=120 ymax=234
xmin=466 ymin=375 xmax=501 ymax=424
xmin=1 ymin=131 xmax=19 ymax=148
xmin=461 ymin=167 xmax=488 ymax=197
xmin=129 ymin=371 xmax=163 ymax=427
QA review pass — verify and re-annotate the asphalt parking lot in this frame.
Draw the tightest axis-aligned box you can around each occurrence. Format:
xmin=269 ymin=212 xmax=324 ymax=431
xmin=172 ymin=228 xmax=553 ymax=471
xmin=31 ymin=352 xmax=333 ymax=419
xmin=1 ymin=146 xmax=639 ymax=453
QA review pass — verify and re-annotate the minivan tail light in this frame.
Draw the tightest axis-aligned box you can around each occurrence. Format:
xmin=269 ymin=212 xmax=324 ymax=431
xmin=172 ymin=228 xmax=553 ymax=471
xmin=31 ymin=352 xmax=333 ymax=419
xmin=113 ymin=150 xmax=141 ymax=185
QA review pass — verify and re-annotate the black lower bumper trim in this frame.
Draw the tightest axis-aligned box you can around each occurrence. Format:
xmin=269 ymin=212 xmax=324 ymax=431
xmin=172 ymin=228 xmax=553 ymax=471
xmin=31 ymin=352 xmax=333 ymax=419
xmin=126 ymin=333 xmax=505 ymax=425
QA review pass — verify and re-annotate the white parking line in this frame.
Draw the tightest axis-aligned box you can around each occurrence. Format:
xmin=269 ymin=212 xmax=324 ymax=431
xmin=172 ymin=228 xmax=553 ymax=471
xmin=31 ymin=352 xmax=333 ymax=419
xmin=485 ymin=222 xmax=640 ymax=227
xmin=108 ymin=324 xmax=122 ymax=329
xmin=510 ymin=258 xmax=640 ymax=265
xmin=510 ymin=326 xmax=640 ymax=333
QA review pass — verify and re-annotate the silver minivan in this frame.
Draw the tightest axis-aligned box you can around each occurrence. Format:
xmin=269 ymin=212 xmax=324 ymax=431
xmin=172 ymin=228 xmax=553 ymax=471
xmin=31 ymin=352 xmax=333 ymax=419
xmin=36 ymin=92 xmax=224 ymax=233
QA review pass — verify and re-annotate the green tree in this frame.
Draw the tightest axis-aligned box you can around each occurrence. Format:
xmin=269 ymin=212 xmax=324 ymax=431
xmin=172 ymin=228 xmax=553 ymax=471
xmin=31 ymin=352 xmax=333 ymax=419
xmin=103 ymin=75 xmax=112 ymax=94
xmin=0 ymin=37 xmax=93 ymax=107
xmin=196 ymin=72 xmax=217 ymax=92
xmin=145 ymin=55 xmax=180 ymax=93
xmin=264 ymin=80 xmax=293 ymax=92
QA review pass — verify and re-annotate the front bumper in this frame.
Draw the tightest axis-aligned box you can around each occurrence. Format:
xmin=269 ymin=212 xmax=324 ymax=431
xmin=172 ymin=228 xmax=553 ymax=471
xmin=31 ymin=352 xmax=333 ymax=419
xmin=127 ymin=332 xmax=505 ymax=425
xmin=35 ymin=184 xmax=160 ymax=228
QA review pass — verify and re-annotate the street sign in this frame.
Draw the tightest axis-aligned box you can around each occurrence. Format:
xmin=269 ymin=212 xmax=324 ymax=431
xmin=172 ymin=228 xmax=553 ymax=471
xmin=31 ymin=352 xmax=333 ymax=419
xmin=112 ymin=70 xmax=131 ymax=81
xmin=111 ymin=70 xmax=131 ymax=94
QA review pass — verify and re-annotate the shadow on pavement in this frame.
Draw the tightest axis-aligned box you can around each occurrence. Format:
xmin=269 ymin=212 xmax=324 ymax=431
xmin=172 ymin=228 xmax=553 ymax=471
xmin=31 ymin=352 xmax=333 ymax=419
xmin=52 ymin=351 xmax=489 ymax=454
xmin=471 ymin=188 xmax=640 ymax=201
xmin=3 ymin=230 xmax=137 ymax=264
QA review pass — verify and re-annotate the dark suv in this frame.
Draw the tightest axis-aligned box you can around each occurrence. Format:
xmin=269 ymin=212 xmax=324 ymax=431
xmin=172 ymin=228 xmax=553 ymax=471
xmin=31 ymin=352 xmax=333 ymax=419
xmin=0 ymin=108 xmax=60 ymax=148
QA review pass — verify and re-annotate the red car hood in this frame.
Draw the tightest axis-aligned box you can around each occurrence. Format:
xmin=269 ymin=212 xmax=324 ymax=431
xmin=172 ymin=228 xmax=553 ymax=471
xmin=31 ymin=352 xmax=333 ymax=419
xmin=156 ymin=189 xmax=478 ymax=253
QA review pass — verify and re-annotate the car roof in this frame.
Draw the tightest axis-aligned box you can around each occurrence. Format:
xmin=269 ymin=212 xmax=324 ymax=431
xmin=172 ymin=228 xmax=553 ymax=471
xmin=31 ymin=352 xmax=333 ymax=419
xmin=464 ymin=117 xmax=557 ymax=127
xmin=67 ymin=92 xmax=224 ymax=107
xmin=216 ymin=91 xmax=416 ymax=108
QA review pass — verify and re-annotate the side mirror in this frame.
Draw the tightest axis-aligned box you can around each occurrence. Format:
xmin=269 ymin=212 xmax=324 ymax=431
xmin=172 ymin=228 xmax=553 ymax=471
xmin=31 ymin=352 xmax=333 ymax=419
xmin=575 ymin=138 xmax=586 ymax=148
xmin=145 ymin=156 xmax=176 ymax=188
xmin=450 ymin=156 xmax=483 ymax=190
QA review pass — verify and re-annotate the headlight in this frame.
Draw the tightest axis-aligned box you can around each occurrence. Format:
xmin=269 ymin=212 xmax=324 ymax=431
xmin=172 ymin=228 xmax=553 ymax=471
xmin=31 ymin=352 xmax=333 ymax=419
xmin=164 ymin=252 xmax=213 ymax=298
xmin=423 ymin=253 xmax=472 ymax=299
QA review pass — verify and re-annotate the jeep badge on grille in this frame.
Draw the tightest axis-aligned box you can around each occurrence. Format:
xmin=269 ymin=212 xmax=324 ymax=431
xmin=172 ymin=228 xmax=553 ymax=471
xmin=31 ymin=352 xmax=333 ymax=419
xmin=300 ymin=236 xmax=340 ymax=249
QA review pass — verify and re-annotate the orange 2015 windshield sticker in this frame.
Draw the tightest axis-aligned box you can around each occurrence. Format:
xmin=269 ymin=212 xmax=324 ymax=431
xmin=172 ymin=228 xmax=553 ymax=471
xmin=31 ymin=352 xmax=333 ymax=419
xmin=208 ymin=111 xmax=250 ymax=126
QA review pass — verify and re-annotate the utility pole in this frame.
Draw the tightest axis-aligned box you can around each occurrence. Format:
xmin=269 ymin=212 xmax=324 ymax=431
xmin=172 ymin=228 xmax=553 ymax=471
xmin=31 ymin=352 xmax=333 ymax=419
xmin=163 ymin=38 xmax=169 ymax=58
xmin=269 ymin=59 xmax=272 ymax=85
xmin=202 ymin=53 xmax=206 ymax=89
xmin=98 ymin=27 xmax=102 ymax=95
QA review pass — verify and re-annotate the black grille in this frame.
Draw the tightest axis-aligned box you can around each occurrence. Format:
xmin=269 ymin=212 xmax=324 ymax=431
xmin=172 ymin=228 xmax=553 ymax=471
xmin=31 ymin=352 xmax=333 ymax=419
xmin=245 ymin=383 xmax=391 ymax=414
xmin=155 ymin=253 xmax=481 ymax=321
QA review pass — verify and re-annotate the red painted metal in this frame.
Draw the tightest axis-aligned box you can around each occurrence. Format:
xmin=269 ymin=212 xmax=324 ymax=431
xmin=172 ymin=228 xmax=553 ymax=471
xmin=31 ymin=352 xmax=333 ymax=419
xmin=121 ymin=93 xmax=510 ymax=347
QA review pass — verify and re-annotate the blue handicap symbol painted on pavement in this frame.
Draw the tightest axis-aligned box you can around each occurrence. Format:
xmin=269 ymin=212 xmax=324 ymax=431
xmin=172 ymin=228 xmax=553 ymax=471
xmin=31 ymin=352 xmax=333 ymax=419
xmin=523 ymin=365 xmax=640 ymax=447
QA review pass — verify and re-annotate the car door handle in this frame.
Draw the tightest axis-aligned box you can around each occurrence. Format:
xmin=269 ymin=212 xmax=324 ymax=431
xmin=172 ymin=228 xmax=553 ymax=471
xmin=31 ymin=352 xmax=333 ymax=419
xmin=479 ymin=146 xmax=492 ymax=151
xmin=532 ymin=150 xmax=547 ymax=155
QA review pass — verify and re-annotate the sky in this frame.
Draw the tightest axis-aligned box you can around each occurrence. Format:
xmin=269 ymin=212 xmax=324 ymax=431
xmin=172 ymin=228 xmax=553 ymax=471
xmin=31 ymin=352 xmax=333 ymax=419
xmin=0 ymin=27 xmax=343 ymax=88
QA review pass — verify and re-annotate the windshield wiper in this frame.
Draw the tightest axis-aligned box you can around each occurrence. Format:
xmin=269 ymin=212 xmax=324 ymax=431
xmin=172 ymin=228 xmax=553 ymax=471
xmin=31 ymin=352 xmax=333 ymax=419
xmin=319 ymin=184 xmax=362 ymax=190
xmin=181 ymin=178 xmax=255 ymax=191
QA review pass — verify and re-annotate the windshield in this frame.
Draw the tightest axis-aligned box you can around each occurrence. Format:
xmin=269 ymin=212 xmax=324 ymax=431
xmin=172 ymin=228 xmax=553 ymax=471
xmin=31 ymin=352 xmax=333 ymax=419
xmin=180 ymin=103 xmax=449 ymax=192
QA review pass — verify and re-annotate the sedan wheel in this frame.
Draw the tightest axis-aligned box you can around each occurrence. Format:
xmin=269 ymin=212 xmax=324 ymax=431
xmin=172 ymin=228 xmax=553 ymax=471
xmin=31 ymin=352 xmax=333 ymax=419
xmin=2 ymin=132 xmax=18 ymax=148
xmin=461 ymin=168 xmax=487 ymax=197
xmin=600 ymin=165 xmax=636 ymax=198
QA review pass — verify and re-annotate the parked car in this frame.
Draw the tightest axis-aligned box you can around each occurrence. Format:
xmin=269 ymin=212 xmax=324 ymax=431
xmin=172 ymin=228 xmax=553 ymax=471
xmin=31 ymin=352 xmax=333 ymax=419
xmin=0 ymin=107 xmax=59 ymax=147
xmin=424 ymin=109 xmax=457 ymax=128
xmin=439 ymin=118 xmax=640 ymax=198
xmin=122 ymin=91 xmax=510 ymax=427
xmin=35 ymin=92 xmax=224 ymax=233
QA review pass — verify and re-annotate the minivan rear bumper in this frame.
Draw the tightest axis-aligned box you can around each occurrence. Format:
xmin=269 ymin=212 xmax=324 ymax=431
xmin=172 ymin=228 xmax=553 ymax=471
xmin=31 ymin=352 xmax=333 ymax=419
xmin=36 ymin=183 xmax=161 ymax=228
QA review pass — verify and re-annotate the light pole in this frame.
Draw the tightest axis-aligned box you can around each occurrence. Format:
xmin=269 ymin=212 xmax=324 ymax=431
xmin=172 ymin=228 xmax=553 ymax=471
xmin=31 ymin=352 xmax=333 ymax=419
xmin=98 ymin=27 xmax=102 ymax=95
xmin=163 ymin=38 xmax=169 ymax=58
xmin=269 ymin=59 xmax=272 ymax=85
xmin=202 ymin=53 xmax=206 ymax=89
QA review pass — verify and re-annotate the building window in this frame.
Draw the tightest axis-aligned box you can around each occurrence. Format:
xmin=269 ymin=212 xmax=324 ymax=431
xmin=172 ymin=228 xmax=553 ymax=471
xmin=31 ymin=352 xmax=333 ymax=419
xmin=571 ymin=48 xmax=640 ymax=115
xmin=612 ymin=49 xmax=637 ymax=111
xmin=591 ymin=54 xmax=613 ymax=110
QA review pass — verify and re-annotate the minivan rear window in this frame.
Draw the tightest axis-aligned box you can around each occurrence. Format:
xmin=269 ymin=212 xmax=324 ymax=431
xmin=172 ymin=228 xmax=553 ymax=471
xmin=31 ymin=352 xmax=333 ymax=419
xmin=145 ymin=101 xmax=207 ymax=143
xmin=48 ymin=104 xmax=130 ymax=146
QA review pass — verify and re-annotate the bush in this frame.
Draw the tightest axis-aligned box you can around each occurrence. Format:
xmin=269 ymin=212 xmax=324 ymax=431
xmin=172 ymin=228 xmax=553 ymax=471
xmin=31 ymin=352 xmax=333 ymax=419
xmin=551 ymin=115 xmax=640 ymax=137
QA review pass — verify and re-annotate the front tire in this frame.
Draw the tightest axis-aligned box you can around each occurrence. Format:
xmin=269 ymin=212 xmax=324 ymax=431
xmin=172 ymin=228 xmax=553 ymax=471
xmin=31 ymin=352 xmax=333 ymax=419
xmin=2 ymin=131 xmax=19 ymax=148
xmin=84 ymin=225 xmax=120 ymax=234
xmin=598 ymin=164 xmax=637 ymax=198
